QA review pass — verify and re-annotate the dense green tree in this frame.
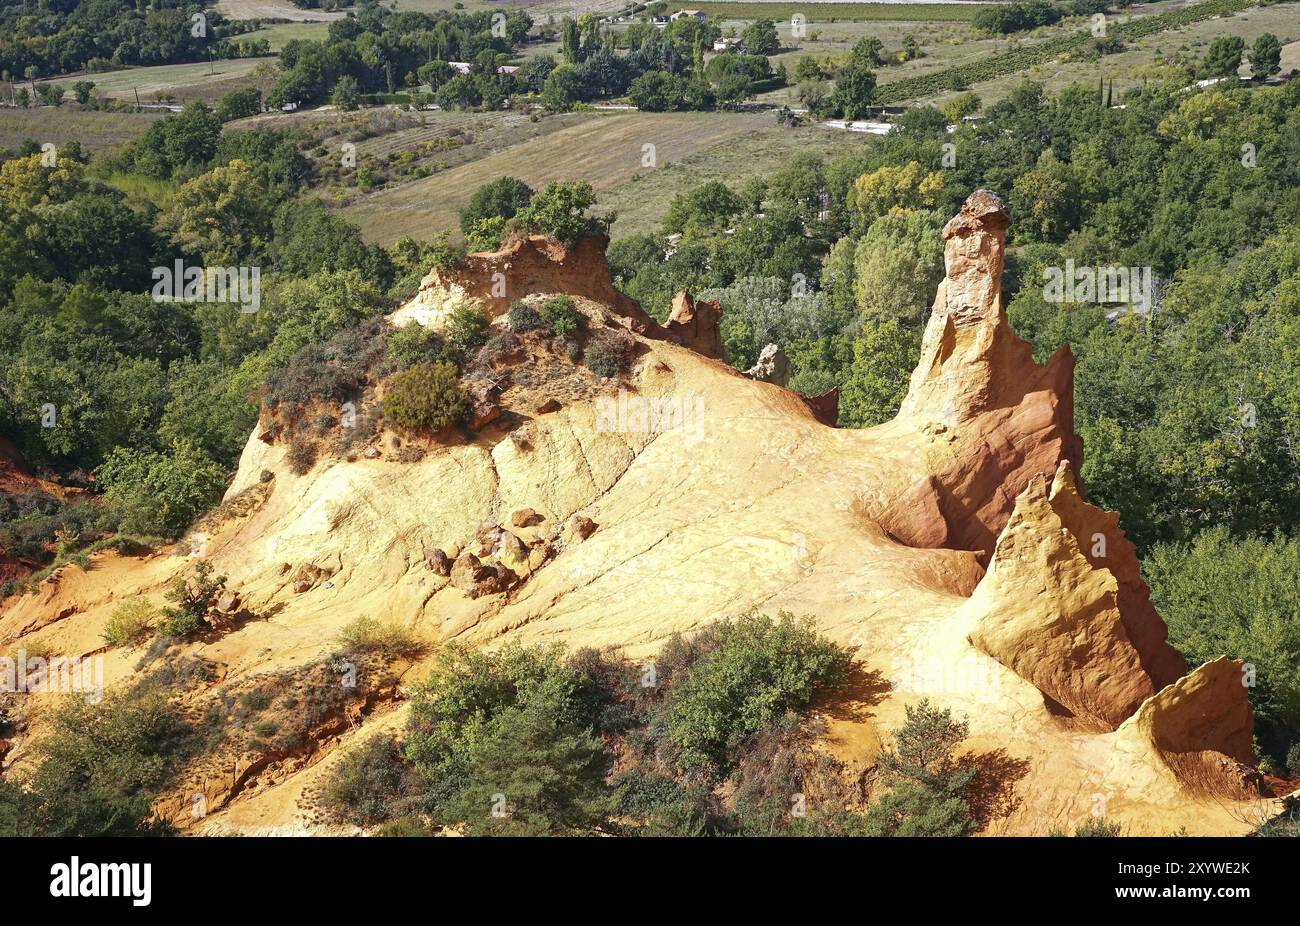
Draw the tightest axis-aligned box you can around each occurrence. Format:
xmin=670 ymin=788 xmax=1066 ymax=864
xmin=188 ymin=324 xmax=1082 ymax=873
xmin=851 ymin=36 xmax=883 ymax=69
xmin=663 ymin=181 xmax=743 ymax=237
xmin=740 ymin=18 xmax=779 ymax=56
xmin=663 ymin=611 xmax=850 ymax=776
xmin=96 ymin=441 xmax=227 ymax=537
xmin=1202 ymin=35 xmax=1245 ymax=78
xmin=459 ymin=177 xmax=534 ymax=237
xmin=510 ymin=180 xmax=597 ymax=246
xmin=1248 ymin=33 xmax=1282 ymax=80
xmin=830 ymin=66 xmax=876 ymax=120
xmin=1146 ymin=528 xmax=1300 ymax=764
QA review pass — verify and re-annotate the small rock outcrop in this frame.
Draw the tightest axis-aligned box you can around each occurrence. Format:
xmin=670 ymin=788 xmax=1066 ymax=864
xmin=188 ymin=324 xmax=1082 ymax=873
xmin=424 ymin=548 xmax=452 ymax=576
xmin=966 ymin=462 xmax=1184 ymax=730
xmin=450 ymin=551 xmax=514 ymax=598
xmin=390 ymin=234 xmax=656 ymax=332
xmin=800 ymin=387 xmax=839 ymax=427
xmin=1113 ymin=657 xmax=1256 ymax=798
xmin=744 ymin=343 xmax=790 ymax=387
xmin=664 ymin=291 xmax=725 ymax=360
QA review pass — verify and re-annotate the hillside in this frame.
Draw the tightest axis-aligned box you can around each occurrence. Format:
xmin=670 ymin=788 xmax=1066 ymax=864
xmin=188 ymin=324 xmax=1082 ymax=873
xmin=0 ymin=190 xmax=1289 ymax=835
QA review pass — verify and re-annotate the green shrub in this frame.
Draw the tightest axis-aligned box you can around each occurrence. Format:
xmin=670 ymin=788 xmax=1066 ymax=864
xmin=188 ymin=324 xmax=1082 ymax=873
xmin=1071 ymin=817 xmax=1124 ymax=837
xmin=158 ymin=560 xmax=226 ymax=638
xmin=614 ymin=768 xmax=714 ymax=836
xmin=441 ymin=699 xmax=617 ymax=835
xmin=510 ymin=180 xmax=598 ymax=247
xmin=1253 ymin=803 xmax=1300 ymax=837
xmin=540 ymin=295 xmax=584 ymax=338
xmin=0 ymin=687 xmax=197 ymax=836
xmin=865 ymin=699 xmax=977 ymax=836
xmin=336 ymin=615 xmax=425 ymax=659
xmin=375 ymin=816 xmax=438 ymax=836
xmin=404 ymin=642 xmax=617 ymax=834
xmin=459 ymin=177 xmax=534 ymax=237
xmin=321 ymin=736 xmax=422 ymax=826
xmin=662 ymin=611 xmax=851 ymax=776
xmin=96 ymin=442 xmax=227 ymax=539
xmin=465 ymin=216 xmax=508 ymax=253
xmin=0 ymin=490 xmax=108 ymax=563
xmin=263 ymin=319 xmax=387 ymax=408
xmin=386 ymin=323 xmax=445 ymax=371
xmin=508 ymin=301 xmax=545 ymax=332
xmin=444 ymin=306 xmax=489 ymax=354
xmin=286 ymin=437 xmax=316 ymax=475
xmin=102 ymin=597 xmax=156 ymax=647
xmin=860 ymin=780 xmax=973 ymax=836
xmin=382 ymin=362 xmax=469 ymax=433
xmin=584 ymin=332 xmax=632 ymax=378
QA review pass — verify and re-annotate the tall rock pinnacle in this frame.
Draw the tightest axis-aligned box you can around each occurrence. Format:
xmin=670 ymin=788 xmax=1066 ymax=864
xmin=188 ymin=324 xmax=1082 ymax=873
xmin=880 ymin=190 xmax=1082 ymax=558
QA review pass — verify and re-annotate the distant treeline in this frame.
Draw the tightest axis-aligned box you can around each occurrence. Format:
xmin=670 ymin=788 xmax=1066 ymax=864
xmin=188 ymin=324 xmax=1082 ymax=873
xmin=0 ymin=0 xmax=264 ymax=79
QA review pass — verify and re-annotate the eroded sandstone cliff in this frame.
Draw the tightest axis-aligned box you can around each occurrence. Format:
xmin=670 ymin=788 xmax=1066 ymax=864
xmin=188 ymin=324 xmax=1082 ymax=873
xmin=0 ymin=192 xmax=1283 ymax=836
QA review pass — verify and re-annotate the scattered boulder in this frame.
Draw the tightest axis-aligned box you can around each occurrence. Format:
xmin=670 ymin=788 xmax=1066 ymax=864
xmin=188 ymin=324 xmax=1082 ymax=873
xmin=499 ymin=532 xmax=529 ymax=566
xmin=744 ymin=343 xmax=790 ymax=387
xmin=289 ymin=563 xmax=331 ymax=594
xmin=535 ymin=398 xmax=562 ymax=415
xmin=450 ymin=551 xmax=513 ymax=598
xmin=214 ymin=590 xmax=241 ymax=614
xmin=472 ymin=524 xmax=504 ymax=557
xmin=424 ymin=548 xmax=452 ymax=576
xmin=510 ymin=508 xmax=544 ymax=528
xmin=561 ymin=514 xmax=597 ymax=545
xmin=467 ymin=381 xmax=502 ymax=430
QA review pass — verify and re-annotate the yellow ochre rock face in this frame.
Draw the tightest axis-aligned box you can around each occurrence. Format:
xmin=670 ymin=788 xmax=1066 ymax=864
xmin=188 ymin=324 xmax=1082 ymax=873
xmin=0 ymin=191 xmax=1279 ymax=835
xmin=965 ymin=461 xmax=1188 ymax=731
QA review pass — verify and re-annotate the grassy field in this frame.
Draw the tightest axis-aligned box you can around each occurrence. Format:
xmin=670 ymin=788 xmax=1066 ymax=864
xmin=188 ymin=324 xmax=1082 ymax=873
xmin=918 ymin=0 xmax=1300 ymax=106
xmin=600 ymin=117 xmax=873 ymax=237
xmin=243 ymin=21 xmax=332 ymax=50
xmin=0 ymin=108 xmax=161 ymax=153
xmin=341 ymin=109 xmax=790 ymax=244
xmin=680 ymin=2 xmax=999 ymax=21
xmin=1284 ymin=38 xmax=1300 ymax=71
xmin=35 ymin=57 xmax=275 ymax=104
xmin=213 ymin=0 xmax=345 ymax=20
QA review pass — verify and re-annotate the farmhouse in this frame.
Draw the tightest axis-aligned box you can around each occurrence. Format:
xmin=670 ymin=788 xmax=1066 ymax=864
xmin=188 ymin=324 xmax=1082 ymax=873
xmin=448 ymin=61 xmax=520 ymax=75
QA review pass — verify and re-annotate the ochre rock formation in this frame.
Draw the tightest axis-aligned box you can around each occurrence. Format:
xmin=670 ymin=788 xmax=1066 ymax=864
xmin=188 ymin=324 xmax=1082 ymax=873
xmin=800 ymin=387 xmax=839 ymax=427
xmin=965 ymin=461 xmax=1184 ymax=730
xmin=1111 ymin=657 xmax=1256 ymax=798
xmin=0 ymin=191 xmax=1277 ymax=836
xmin=390 ymin=234 xmax=656 ymax=332
xmin=879 ymin=190 xmax=1081 ymax=559
xmin=663 ymin=291 xmax=725 ymax=360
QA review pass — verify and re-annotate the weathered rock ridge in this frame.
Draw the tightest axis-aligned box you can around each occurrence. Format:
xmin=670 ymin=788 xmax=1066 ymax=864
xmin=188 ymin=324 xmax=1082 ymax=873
xmin=390 ymin=234 xmax=656 ymax=332
xmin=0 ymin=192 xmax=1277 ymax=836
